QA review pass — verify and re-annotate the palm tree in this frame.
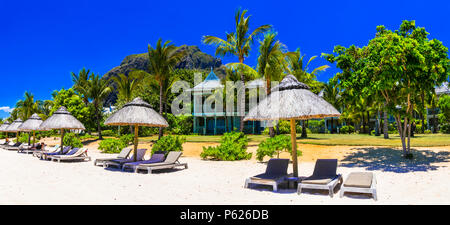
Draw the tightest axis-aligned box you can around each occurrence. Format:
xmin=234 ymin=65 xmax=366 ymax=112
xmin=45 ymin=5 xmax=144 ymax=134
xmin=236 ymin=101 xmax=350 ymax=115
xmin=71 ymin=68 xmax=90 ymax=105
xmin=87 ymin=73 xmax=112 ymax=140
xmin=203 ymin=8 xmax=271 ymax=132
xmin=15 ymin=92 xmax=42 ymax=120
xmin=256 ymin=32 xmax=286 ymax=136
xmin=111 ymin=71 xmax=144 ymax=105
xmin=147 ymin=38 xmax=185 ymax=139
xmin=286 ymin=49 xmax=329 ymax=137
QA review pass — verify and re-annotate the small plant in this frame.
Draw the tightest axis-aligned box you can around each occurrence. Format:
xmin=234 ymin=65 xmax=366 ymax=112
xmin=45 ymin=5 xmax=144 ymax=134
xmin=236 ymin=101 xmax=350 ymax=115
xmin=201 ymin=131 xmax=252 ymax=161
xmin=102 ymin=130 xmax=117 ymax=137
xmin=119 ymin=134 xmax=134 ymax=146
xmin=98 ymin=138 xmax=127 ymax=153
xmin=63 ymin=132 xmax=83 ymax=148
xmin=18 ymin=133 xmax=30 ymax=143
xmin=79 ymin=133 xmax=94 ymax=140
xmin=339 ymin=125 xmax=355 ymax=134
xmin=152 ymin=135 xmax=186 ymax=155
xmin=256 ymin=135 xmax=299 ymax=162
xmin=440 ymin=124 xmax=450 ymax=134
xmin=424 ymin=129 xmax=432 ymax=134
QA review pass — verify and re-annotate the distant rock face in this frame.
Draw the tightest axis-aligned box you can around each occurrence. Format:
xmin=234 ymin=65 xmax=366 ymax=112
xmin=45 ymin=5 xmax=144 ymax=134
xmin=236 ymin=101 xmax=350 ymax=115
xmin=103 ymin=45 xmax=226 ymax=105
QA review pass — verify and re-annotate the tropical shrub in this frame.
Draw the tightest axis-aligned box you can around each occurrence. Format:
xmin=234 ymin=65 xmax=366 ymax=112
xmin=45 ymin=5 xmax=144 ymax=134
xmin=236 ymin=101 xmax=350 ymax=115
xmin=167 ymin=113 xmax=193 ymax=135
xmin=151 ymin=135 xmax=186 ymax=155
xmin=201 ymin=131 xmax=251 ymax=161
xmin=79 ymin=133 xmax=94 ymax=140
xmin=440 ymin=124 xmax=450 ymax=134
xmin=339 ymin=125 xmax=355 ymax=134
xmin=18 ymin=133 xmax=30 ymax=143
xmin=424 ymin=129 xmax=432 ymax=134
xmin=98 ymin=138 xmax=127 ymax=153
xmin=63 ymin=132 xmax=83 ymax=148
xmin=102 ymin=130 xmax=117 ymax=137
xmin=256 ymin=135 xmax=300 ymax=162
xmin=262 ymin=121 xmax=302 ymax=135
xmin=308 ymin=119 xmax=325 ymax=133
xmin=119 ymin=134 xmax=134 ymax=146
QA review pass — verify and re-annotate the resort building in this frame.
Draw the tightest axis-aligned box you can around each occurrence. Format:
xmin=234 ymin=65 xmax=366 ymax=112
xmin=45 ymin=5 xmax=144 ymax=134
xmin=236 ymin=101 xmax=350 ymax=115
xmin=190 ymin=69 xmax=264 ymax=135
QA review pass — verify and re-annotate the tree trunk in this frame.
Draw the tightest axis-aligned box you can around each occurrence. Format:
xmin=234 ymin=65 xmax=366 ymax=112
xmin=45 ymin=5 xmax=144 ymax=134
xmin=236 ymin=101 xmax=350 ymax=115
xmin=290 ymin=119 xmax=298 ymax=177
xmin=330 ymin=118 xmax=334 ymax=134
xmin=383 ymin=103 xmax=389 ymax=139
xmin=367 ymin=111 xmax=370 ymax=134
xmin=362 ymin=113 xmax=366 ymax=133
xmin=421 ymin=92 xmax=425 ymax=134
xmin=395 ymin=116 xmax=407 ymax=156
xmin=239 ymin=57 xmax=245 ymax=133
xmin=97 ymin=109 xmax=103 ymax=140
xmin=301 ymin=120 xmax=307 ymax=138
xmin=158 ymin=83 xmax=164 ymax=140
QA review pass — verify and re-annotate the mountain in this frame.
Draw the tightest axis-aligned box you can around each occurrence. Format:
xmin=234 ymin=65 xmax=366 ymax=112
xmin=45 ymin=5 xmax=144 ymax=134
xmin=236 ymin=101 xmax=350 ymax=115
xmin=103 ymin=45 xmax=227 ymax=105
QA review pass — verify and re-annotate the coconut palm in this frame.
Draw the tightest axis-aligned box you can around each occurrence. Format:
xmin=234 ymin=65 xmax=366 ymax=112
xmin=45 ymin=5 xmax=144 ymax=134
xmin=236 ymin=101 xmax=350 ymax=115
xmin=147 ymin=38 xmax=185 ymax=139
xmin=71 ymin=68 xmax=90 ymax=105
xmin=87 ymin=73 xmax=112 ymax=139
xmin=111 ymin=71 xmax=144 ymax=105
xmin=15 ymin=92 xmax=42 ymax=120
xmin=203 ymin=8 xmax=271 ymax=132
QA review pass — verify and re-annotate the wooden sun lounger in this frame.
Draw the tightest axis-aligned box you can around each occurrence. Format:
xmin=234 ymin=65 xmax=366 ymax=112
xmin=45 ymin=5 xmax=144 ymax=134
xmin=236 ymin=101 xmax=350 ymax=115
xmin=297 ymin=159 xmax=343 ymax=197
xmin=5 ymin=142 xmax=23 ymax=151
xmin=135 ymin=151 xmax=187 ymax=174
xmin=340 ymin=172 xmax=377 ymax=201
xmin=49 ymin=148 xmax=91 ymax=163
xmin=33 ymin=145 xmax=59 ymax=157
xmin=244 ymin=158 xmax=290 ymax=192
xmin=94 ymin=148 xmax=132 ymax=167
xmin=105 ymin=149 xmax=147 ymax=169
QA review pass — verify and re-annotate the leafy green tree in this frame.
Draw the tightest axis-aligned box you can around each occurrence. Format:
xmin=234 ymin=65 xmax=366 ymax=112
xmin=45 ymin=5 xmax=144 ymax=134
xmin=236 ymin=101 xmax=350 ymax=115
xmin=50 ymin=88 xmax=93 ymax=131
xmin=324 ymin=20 xmax=449 ymax=157
xmin=111 ymin=71 xmax=144 ymax=106
xmin=147 ymin=38 xmax=185 ymax=139
xmin=438 ymin=94 xmax=450 ymax=124
xmin=322 ymin=78 xmax=341 ymax=133
xmin=203 ymin=8 xmax=271 ymax=132
xmin=15 ymin=91 xmax=43 ymax=120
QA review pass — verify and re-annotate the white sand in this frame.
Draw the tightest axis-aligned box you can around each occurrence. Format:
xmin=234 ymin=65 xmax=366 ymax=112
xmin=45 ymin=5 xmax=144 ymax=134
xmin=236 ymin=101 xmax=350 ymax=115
xmin=0 ymin=144 xmax=449 ymax=205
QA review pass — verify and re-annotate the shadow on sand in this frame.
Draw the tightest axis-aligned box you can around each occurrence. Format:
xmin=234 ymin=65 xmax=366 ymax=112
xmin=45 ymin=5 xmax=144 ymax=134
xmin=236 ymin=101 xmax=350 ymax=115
xmin=340 ymin=147 xmax=449 ymax=173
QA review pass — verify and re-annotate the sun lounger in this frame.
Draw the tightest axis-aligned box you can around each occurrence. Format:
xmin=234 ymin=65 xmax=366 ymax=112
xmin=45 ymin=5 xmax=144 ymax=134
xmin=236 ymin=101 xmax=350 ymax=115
xmin=33 ymin=145 xmax=59 ymax=157
xmin=135 ymin=151 xmax=188 ymax=174
xmin=297 ymin=159 xmax=343 ymax=197
xmin=21 ymin=144 xmax=45 ymax=154
xmin=5 ymin=142 xmax=23 ymax=151
xmin=104 ymin=149 xmax=147 ymax=169
xmin=94 ymin=148 xmax=132 ymax=167
xmin=122 ymin=153 xmax=165 ymax=172
xmin=244 ymin=158 xmax=290 ymax=192
xmin=40 ymin=146 xmax=71 ymax=160
xmin=340 ymin=172 xmax=377 ymax=201
xmin=0 ymin=140 xmax=6 ymax=145
xmin=49 ymin=148 xmax=91 ymax=162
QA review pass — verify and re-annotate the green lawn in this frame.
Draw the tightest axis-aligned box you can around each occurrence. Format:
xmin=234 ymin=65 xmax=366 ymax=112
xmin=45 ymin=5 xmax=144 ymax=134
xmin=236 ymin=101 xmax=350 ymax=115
xmin=137 ymin=133 xmax=450 ymax=147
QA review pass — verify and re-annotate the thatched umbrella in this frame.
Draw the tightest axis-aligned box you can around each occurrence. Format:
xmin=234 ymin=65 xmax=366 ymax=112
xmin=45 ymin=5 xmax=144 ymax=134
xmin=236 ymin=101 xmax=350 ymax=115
xmin=104 ymin=97 xmax=168 ymax=161
xmin=6 ymin=119 xmax=24 ymax=143
xmin=0 ymin=121 xmax=11 ymax=142
xmin=18 ymin=113 xmax=47 ymax=145
xmin=244 ymin=75 xmax=340 ymax=177
xmin=40 ymin=106 xmax=85 ymax=154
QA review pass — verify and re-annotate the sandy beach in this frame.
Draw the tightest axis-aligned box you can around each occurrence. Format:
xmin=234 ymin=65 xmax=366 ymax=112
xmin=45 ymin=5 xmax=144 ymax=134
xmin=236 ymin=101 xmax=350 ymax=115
xmin=0 ymin=139 xmax=449 ymax=205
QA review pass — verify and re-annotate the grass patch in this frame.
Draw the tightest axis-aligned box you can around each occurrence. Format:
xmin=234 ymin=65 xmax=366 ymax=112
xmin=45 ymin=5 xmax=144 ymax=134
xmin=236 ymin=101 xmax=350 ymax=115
xmin=136 ymin=133 xmax=450 ymax=147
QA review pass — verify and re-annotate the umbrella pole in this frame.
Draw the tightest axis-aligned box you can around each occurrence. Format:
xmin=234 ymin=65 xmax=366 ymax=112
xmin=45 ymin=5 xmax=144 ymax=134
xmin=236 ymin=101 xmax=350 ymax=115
xmin=60 ymin=129 xmax=65 ymax=154
xmin=290 ymin=119 xmax=298 ymax=177
xmin=16 ymin=132 xmax=19 ymax=143
xmin=33 ymin=131 xmax=36 ymax=145
xmin=134 ymin=125 xmax=138 ymax=162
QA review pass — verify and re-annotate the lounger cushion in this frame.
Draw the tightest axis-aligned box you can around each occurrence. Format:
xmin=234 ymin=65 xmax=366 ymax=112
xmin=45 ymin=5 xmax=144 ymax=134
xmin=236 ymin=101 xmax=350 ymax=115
xmin=250 ymin=174 xmax=285 ymax=184
xmin=343 ymin=172 xmax=373 ymax=188
xmin=301 ymin=178 xmax=332 ymax=185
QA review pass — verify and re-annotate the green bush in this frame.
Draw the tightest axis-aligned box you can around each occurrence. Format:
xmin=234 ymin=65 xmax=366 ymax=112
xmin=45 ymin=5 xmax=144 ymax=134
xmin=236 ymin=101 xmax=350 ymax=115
xmin=63 ymin=133 xmax=83 ymax=148
xmin=151 ymin=135 xmax=186 ymax=155
xmin=424 ymin=129 xmax=432 ymax=134
xmin=256 ymin=135 xmax=300 ymax=162
xmin=18 ymin=133 xmax=30 ymax=143
xmin=167 ymin=113 xmax=193 ymax=135
xmin=79 ymin=133 xmax=94 ymax=140
xmin=339 ymin=125 xmax=355 ymax=134
xmin=102 ymin=130 xmax=117 ymax=137
xmin=119 ymin=134 xmax=134 ymax=146
xmin=440 ymin=124 xmax=450 ymax=134
xmin=262 ymin=121 xmax=302 ymax=135
xmin=201 ymin=131 xmax=251 ymax=161
xmin=98 ymin=138 xmax=127 ymax=153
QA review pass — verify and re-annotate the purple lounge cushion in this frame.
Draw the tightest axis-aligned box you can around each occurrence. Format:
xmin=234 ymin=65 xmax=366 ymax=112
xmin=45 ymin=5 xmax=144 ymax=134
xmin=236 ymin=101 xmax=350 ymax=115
xmin=123 ymin=154 xmax=165 ymax=167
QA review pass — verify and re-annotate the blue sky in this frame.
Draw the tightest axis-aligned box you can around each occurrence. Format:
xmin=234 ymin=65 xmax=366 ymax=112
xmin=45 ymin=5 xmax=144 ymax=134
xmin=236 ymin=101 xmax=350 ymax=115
xmin=1 ymin=0 xmax=449 ymax=119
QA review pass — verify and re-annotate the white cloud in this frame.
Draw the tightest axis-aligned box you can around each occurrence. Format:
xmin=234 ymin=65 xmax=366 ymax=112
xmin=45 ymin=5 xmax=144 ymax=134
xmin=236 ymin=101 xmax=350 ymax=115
xmin=0 ymin=106 xmax=14 ymax=113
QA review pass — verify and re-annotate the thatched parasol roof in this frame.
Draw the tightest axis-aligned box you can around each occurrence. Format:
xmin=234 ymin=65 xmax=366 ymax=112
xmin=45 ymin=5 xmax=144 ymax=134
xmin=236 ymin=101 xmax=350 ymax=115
xmin=40 ymin=106 xmax=85 ymax=130
xmin=5 ymin=119 xmax=24 ymax=132
xmin=19 ymin=113 xmax=48 ymax=131
xmin=0 ymin=121 xmax=11 ymax=132
xmin=244 ymin=75 xmax=341 ymax=121
xmin=105 ymin=97 xmax=168 ymax=127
